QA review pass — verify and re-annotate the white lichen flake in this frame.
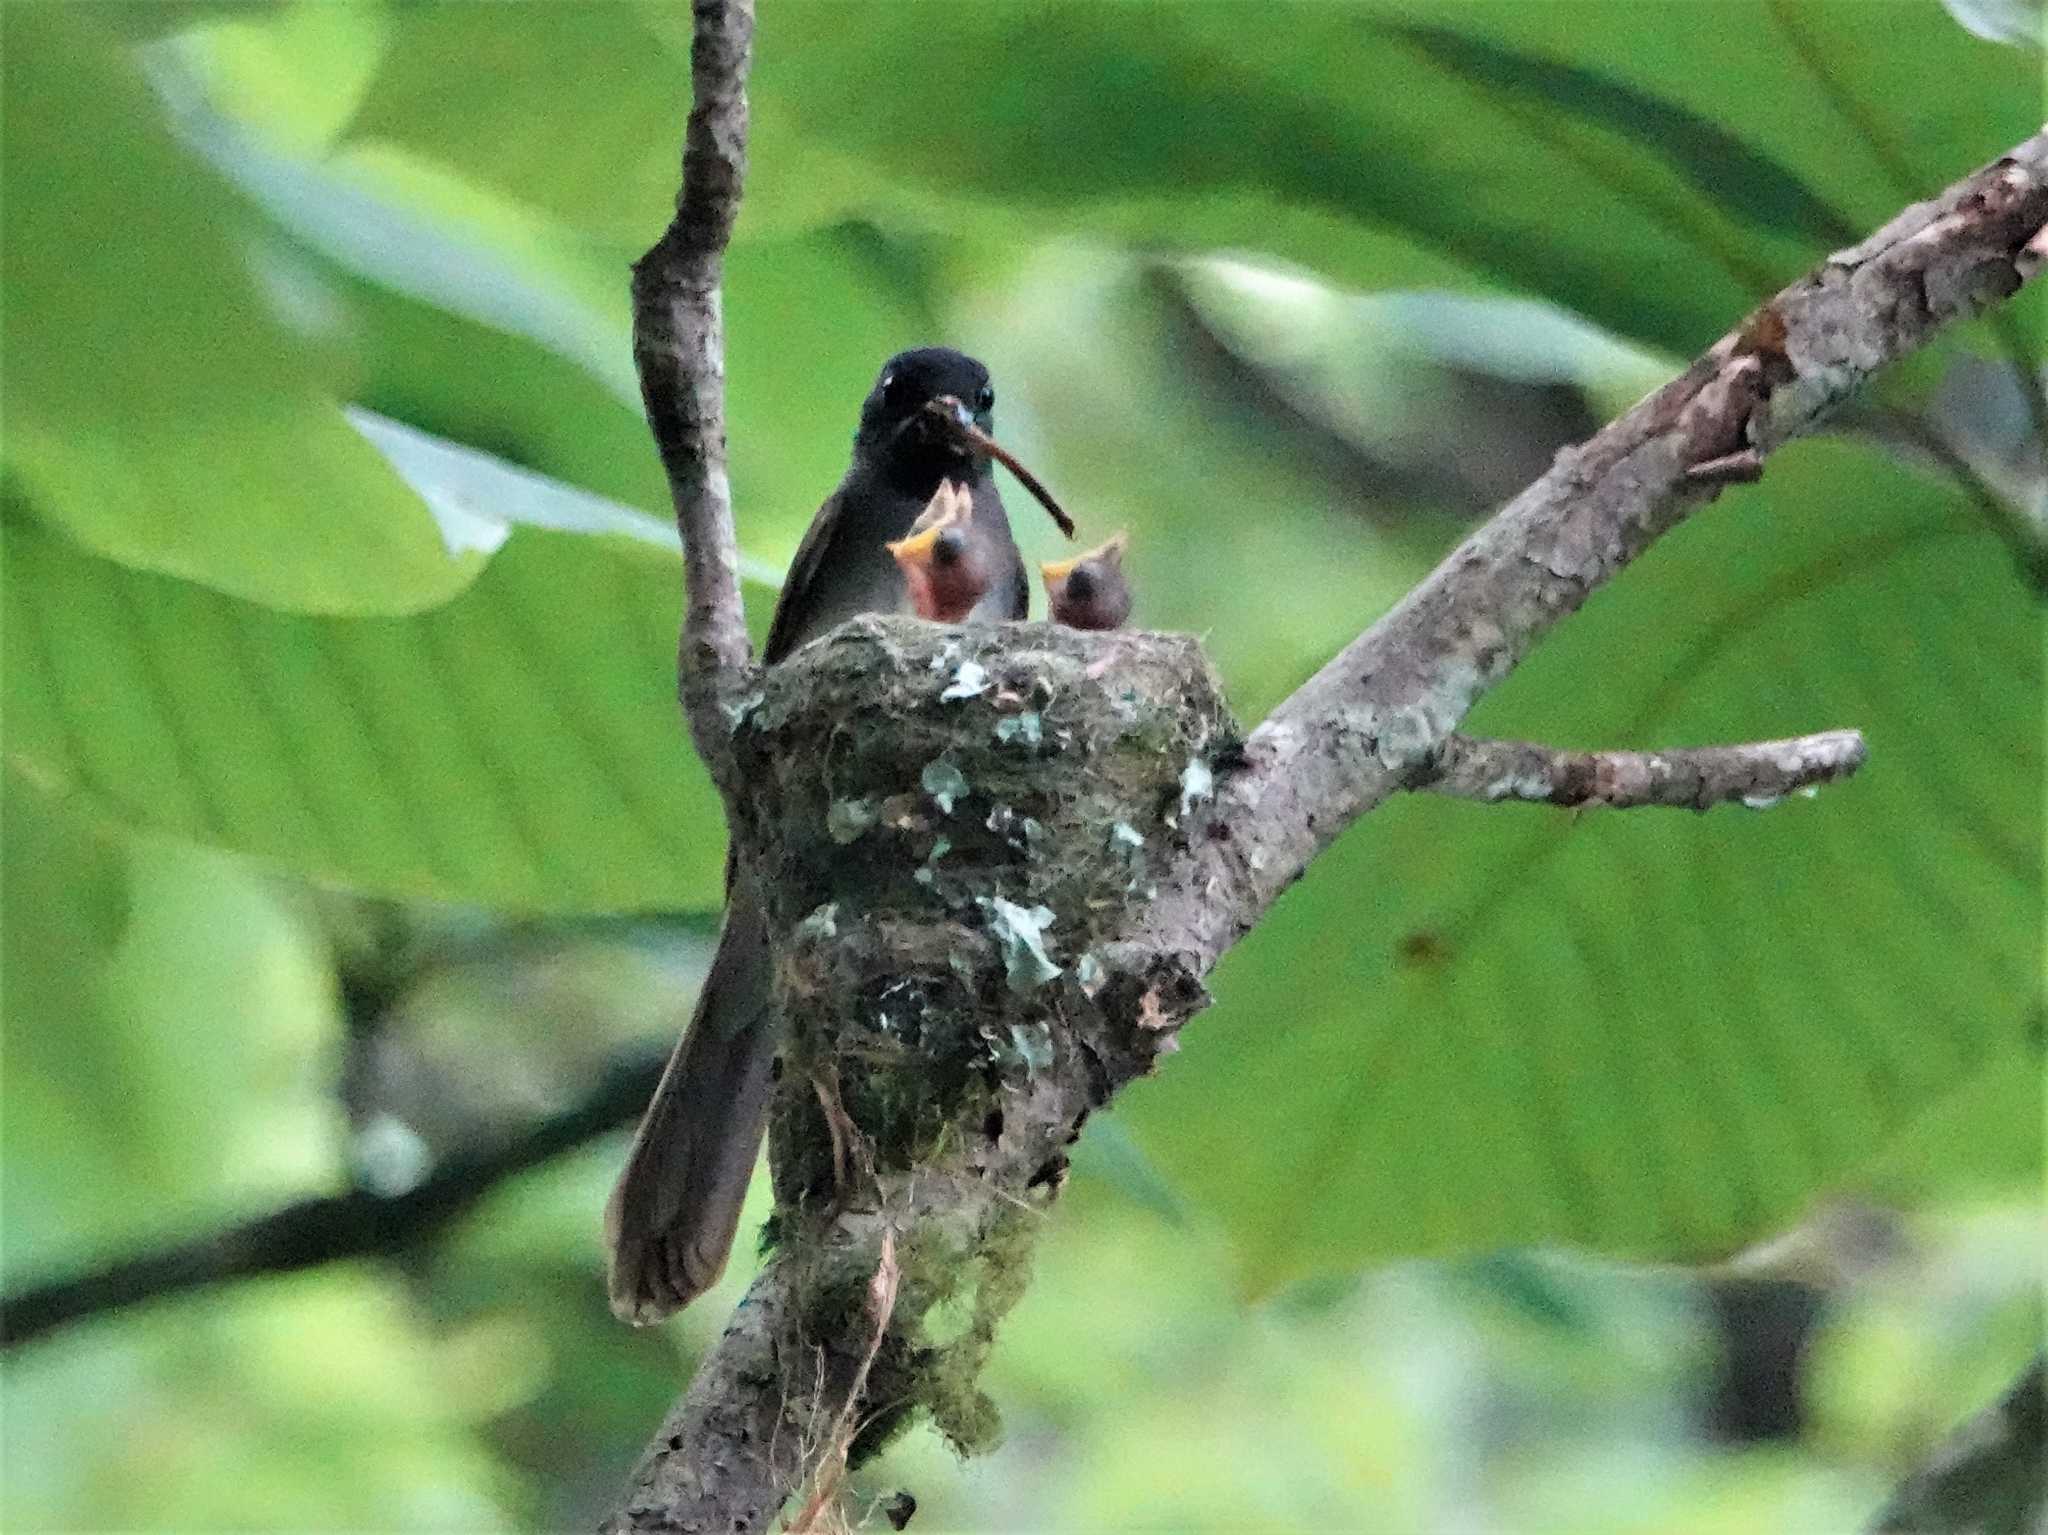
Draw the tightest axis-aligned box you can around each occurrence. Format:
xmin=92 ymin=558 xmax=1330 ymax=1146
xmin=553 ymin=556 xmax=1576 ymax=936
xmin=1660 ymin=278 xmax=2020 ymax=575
xmin=826 ymin=797 xmax=879 ymax=844
xmin=1175 ymin=758 xmax=1215 ymax=823
xmin=921 ymin=758 xmax=970 ymax=813
xmin=941 ymin=660 xmax=990 ymax=701
xmin=795 ymin=903 xmax=839 ymax=941
xmin=994 ymin=711 xmax=1043 ymax=746
xmin=979 ymin=896 xmax=1062 ymax=994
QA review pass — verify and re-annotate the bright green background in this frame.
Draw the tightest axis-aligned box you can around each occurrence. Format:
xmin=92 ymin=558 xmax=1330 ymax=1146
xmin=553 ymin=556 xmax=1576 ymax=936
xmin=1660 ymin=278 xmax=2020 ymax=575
xmin=3 ymin=2 xmax=2040 ymax=1529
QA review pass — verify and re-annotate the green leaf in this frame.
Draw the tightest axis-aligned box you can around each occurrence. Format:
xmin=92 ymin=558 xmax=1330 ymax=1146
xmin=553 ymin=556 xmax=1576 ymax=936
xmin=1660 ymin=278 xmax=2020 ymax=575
xmin=342 ymin=2 xmax=2035 ymax=362
xmin=2 ymin=485 xmax=749 ymax=913
xmin=170 ymin=0 xmax=388 ymax=154
xmin=224 ymin=120 xmax=922 ymax=594
xmin=89 ymin=2 xmax=284 ymax=41
xmin=746 ymin=0 xmax=2033 ymax=355
xmin=340 ymin=0 xmax=938 ymax=250
xmin=176 ymin=110 xmax=641 ymax=407
xmin=343 ymin=1 xmax=687 ymax=244
xmin=0 ymin=7 xmax=484 ymax=616
xmin=1124 ymin=437 xmax=2043 ymax=1291
xmin=214 ymin=140 xmax=680 ymax=533
xmin=1380 ymin=22 xmax=1859 ymax=247
xmin=2 ymin=47 xmax=957 ymax=912
xmin=0 ymin=782 xmax=337 ymax=1278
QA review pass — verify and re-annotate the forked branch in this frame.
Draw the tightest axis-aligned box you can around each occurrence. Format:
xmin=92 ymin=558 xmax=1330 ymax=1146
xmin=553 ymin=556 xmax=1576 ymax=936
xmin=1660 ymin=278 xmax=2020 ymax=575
xmin=616 ymin=10 xmax=2048 ymax=1517
xmin=1132 ymin=129 xmax=2048 ymax=978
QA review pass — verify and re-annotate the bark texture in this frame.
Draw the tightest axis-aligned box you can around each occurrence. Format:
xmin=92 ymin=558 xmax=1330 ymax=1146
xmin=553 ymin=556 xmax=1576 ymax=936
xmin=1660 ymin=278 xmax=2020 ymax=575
xmin=1425 ymin=729 xmax=1868 ymax=809
xmin=631 ymin=0 xmax=759 ymax=797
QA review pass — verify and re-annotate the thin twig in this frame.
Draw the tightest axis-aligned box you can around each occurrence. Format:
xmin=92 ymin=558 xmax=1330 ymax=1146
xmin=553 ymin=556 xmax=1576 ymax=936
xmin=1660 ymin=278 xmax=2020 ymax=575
xmin=1423 ymin=729 xmax=1867 ymax=810
xmin=0 ymin=1045 xmax=666 ymax=1350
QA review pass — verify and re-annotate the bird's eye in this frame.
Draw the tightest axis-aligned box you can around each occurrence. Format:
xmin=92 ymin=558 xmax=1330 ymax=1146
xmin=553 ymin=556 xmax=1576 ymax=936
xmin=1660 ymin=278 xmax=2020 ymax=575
xmin=973 ymin=384 xmax=995 ymax=413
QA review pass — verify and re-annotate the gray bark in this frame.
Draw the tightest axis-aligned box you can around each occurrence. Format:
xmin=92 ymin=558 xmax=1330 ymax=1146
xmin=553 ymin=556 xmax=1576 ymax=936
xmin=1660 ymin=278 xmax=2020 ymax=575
xmin=1426 ymin=729 xmax=1867 ymax=809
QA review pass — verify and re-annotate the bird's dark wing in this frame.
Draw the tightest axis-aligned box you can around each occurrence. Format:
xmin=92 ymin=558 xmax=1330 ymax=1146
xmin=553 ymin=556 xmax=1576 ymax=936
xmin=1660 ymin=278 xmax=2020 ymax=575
xmin=966 ymin=476 xmax=1029 ymax=622
xmin=763 ymin=486 xmax=847 ymax=666
xmin=1002 ymin=557 xmax=1029 ymax=621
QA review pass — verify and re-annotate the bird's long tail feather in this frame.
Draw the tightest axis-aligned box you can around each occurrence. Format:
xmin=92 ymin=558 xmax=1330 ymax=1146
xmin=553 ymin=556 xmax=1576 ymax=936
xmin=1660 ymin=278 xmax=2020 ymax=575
xmin=603 ymin=893 xmax=777 ymax=1324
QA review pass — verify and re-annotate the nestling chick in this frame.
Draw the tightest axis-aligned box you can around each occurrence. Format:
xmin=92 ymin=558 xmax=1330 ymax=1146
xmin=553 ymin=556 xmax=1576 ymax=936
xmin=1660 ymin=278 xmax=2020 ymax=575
xmin=1041 ymin=532 xmax=1131 ymax=630
xmin=887 ymin=481 xmax=992 ymax=622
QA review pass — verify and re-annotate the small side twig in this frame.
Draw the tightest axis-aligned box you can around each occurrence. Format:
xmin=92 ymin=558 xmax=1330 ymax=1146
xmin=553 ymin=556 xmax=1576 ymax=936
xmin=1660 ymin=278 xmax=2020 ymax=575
xmin=1423 ymin=729 xmax=1867 ymax=809
xmin=1685 ymin=448 xmax=1766 ymax=485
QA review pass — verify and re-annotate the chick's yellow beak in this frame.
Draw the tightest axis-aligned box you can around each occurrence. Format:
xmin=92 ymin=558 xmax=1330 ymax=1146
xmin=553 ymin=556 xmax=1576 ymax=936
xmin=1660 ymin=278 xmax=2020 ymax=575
xmin=891 ymin=483 xmax=974 ymax=569
xmin=1040 ymin=531 xmax=1128 ymax=584
xmin=887 ymin=523 xmax=946 ymax=568
xmin=1038 ymin=553 xmax=1080 ymax=585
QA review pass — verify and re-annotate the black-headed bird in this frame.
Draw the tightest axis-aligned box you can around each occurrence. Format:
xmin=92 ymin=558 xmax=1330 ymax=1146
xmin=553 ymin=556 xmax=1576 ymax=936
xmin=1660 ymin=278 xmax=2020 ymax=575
xmin=606 ymin=348 xmax=1058 ymax=1323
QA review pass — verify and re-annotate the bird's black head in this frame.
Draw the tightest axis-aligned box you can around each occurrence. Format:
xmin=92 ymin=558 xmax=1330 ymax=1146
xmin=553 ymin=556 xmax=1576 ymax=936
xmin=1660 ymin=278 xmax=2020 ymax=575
xmin=854 ymin=347 xmax=995 ymax=474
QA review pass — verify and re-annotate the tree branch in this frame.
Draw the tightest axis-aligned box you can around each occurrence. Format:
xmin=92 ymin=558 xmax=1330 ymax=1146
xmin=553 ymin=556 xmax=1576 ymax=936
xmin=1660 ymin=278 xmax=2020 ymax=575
xmin=0 ymin=1044 xmax=666 ymax=1350
xmin=609 ymin=38 xmax=2048 ymax=1517
xmin=614 ymin=1260 xmax=923 ymax=1535
xmin=1423 ymin=729 xmax=1867 ymax=809
xmin=630 ymin=0 xmax=758 ymax=790
xmin=1868 ymin=1356 xmax=2045 ymax=1533
xmin=1130 ymin=129 xmax=2048 ymax=979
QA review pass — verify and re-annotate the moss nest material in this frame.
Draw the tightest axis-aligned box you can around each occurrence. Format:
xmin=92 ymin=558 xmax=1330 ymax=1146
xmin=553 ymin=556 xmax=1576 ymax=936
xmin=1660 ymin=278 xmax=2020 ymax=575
xmin=732 ymin=614 xmax=1236 ymax=1182
xmin=724 ymin=614 xmax=1237 ymax=1456
xmin=731 ymin=616 xmax=1235 ymax=937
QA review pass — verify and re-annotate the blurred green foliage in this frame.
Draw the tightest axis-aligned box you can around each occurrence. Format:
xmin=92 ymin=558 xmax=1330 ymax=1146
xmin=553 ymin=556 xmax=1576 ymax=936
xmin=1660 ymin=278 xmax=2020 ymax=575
xmin=1 ymin=1 xmax=2039 ymax=1529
